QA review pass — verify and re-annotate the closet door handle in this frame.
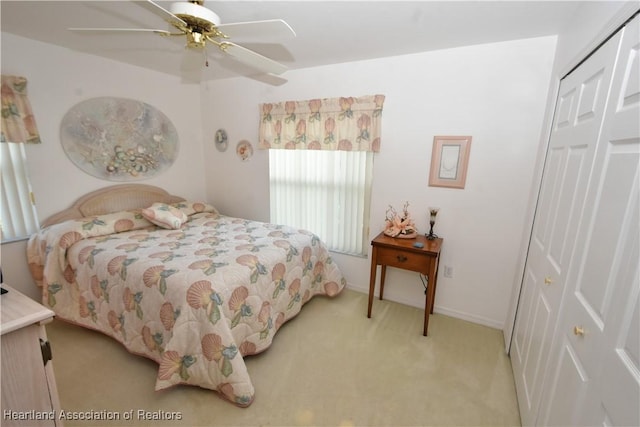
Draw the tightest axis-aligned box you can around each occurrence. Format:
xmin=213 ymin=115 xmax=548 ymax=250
xmin=544 ymin=277 xmax=553 ymax=285
xmin=573 ymin=326 xmax=585 ymax=337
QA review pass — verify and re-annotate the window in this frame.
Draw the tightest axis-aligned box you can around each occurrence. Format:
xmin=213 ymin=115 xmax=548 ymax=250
xmin=1 ymin=142 xmax=39 ymax=241
xmin=269 ymin=149 xmax=373 ymax=256
xmin=1 ymin=75 xmax=41 ymax=241
xmin=260 ymin=94 xmax=385 ymax=256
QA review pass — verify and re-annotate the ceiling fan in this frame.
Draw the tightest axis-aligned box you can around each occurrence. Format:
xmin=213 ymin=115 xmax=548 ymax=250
xmin=69 ymin=0 xmax=296 ymax=76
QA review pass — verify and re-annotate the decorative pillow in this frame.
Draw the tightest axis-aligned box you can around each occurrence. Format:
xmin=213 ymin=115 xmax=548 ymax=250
xmin=141 ymin=203 xmax=188 ymax=230
xmin=172 ymin=201 xmax=218 ymax=217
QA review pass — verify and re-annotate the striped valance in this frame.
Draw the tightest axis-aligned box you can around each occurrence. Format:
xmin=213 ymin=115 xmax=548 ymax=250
xmin=259 ymin=94 xmax=385 ymax=152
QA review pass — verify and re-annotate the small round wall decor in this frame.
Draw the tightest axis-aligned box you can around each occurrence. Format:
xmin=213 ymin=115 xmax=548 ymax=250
xmin=236 ymin=140 xmax=253 ymax=161
xmin=215 ymin=129 xmax=228 ymax=152
xmin=60 ymin=97 xmax=179 ymax=181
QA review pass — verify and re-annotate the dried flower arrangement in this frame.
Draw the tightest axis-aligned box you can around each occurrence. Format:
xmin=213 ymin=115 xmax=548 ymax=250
xmin=384 ymin=201 xmax=417 ymax=238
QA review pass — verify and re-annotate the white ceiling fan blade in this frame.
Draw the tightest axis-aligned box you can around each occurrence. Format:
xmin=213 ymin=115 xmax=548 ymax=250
xmin=220 ymin=42 xmax=288 ymax=75
xmin=69 ymin=28 xmax=172 ymax=35
xmin=249 ymin=73 xmax=288 ymax=86
xmin=217 ymin=19 xmax=296 ymax=41
xmin=136 ymin=0 xmax=188 ymax=27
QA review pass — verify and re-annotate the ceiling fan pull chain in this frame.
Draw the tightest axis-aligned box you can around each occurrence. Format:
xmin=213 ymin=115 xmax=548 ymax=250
xmin=203 ymin=46 xmax=209 ymax=67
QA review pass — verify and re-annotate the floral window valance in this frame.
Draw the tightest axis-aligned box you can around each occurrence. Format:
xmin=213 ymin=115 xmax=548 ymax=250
xmin=259 ymin=94 xmax=385 ymax=152
xmin=1 ymin=75 xmax=41 ymax=144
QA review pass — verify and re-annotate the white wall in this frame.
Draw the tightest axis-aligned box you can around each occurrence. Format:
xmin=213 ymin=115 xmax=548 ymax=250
xmin=503 ymin=0 xmax=639 ymax=348
xmin=1 ymin=33 xmax=208 ymax=299
xmin=201 ymin=36 xmax=557 ymax=329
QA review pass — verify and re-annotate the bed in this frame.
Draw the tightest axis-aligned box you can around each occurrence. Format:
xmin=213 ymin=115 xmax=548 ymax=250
xmin=27 ymin=184 xmax=345 ymax=406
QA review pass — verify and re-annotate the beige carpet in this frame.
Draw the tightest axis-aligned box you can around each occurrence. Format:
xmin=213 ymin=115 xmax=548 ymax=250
xmin=46 ymin=289 xmax=521 ymax=426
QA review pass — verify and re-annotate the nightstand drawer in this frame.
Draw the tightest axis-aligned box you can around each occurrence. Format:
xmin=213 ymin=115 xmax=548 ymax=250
xmin=377 ymin=246 xmax=429 ymax=273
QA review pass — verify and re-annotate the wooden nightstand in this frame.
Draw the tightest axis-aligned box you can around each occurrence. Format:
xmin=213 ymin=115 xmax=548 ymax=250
xmin=1 ymin=284 xmax=62 ymax=426
xmin=367 ymin=232 xmax=443 ymax=336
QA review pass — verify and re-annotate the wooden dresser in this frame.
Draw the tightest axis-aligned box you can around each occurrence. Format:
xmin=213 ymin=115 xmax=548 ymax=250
xmin=1 ymin=284 xmax=62 ymax=427
xmin=368 ymin=232 xmax=443 ymax=336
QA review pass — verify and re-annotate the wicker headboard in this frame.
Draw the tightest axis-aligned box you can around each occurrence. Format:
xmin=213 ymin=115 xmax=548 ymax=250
xmin=40 ymin=184 xmax=185 ymax=228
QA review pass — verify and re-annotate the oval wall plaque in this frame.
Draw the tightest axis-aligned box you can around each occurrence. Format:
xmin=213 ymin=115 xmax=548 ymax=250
xmin=60 ymin=97 xmax=179 ymax=181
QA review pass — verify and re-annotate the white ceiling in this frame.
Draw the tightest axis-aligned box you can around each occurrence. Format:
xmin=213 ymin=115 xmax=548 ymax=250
xmin=1 ymin=1 xmax=583 ymax=84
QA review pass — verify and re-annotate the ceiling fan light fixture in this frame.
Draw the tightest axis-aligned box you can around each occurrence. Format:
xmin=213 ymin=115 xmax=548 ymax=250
xmin=187 ymin=31 xmax=206 ymax=48
xmin=170 ymin=1 xmax=221 ymax=29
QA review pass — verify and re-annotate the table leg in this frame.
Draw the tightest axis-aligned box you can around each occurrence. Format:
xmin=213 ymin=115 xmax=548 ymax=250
xmin=367 ymin=247 xmax=378 ymax=318
xmin=379 ymin=265 xmax=387 ymax=300
xmin=429 ymin=256 xmax=441 ymax=314
xmin=423 ymin=259 xmax=435 ymax=336
xmin=423 ymin=291 xmax=430 ymax=336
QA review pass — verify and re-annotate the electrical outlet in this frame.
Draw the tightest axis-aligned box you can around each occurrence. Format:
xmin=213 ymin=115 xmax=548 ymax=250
xmin=444 ymin=266 xmax=453 ymax=278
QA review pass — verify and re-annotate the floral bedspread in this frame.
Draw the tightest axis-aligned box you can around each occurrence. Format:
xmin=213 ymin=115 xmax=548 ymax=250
xmin=27 ymin=203 xmax=345 ymax=406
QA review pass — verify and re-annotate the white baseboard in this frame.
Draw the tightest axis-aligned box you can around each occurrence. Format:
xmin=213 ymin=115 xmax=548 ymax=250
xmin=433 ymin=306 xmax=503 ymax=330
xmin=346 ymin=282 xmax=504 ymax=330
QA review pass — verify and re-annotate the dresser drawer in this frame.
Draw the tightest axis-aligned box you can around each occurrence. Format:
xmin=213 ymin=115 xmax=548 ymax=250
xmin=376 ymin=246 xmax=429 ymax=273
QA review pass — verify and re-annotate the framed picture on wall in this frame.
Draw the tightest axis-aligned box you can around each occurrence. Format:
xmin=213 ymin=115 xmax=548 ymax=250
xmin=428 ymin=135 xmax=472 ymax=189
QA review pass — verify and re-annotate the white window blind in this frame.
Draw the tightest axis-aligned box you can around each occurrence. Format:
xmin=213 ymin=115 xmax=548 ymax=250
xmin=269 ymin=149 xmax=373 ymax=256
xmin=1 ymin=142 xmax=39 ymax=241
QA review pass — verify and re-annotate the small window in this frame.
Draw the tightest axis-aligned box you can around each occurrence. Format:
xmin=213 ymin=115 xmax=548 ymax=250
xmin=269 ymin=149 xmax=373 ymax=256
xmin=1 ymin=142 xmax=39 ymax=241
